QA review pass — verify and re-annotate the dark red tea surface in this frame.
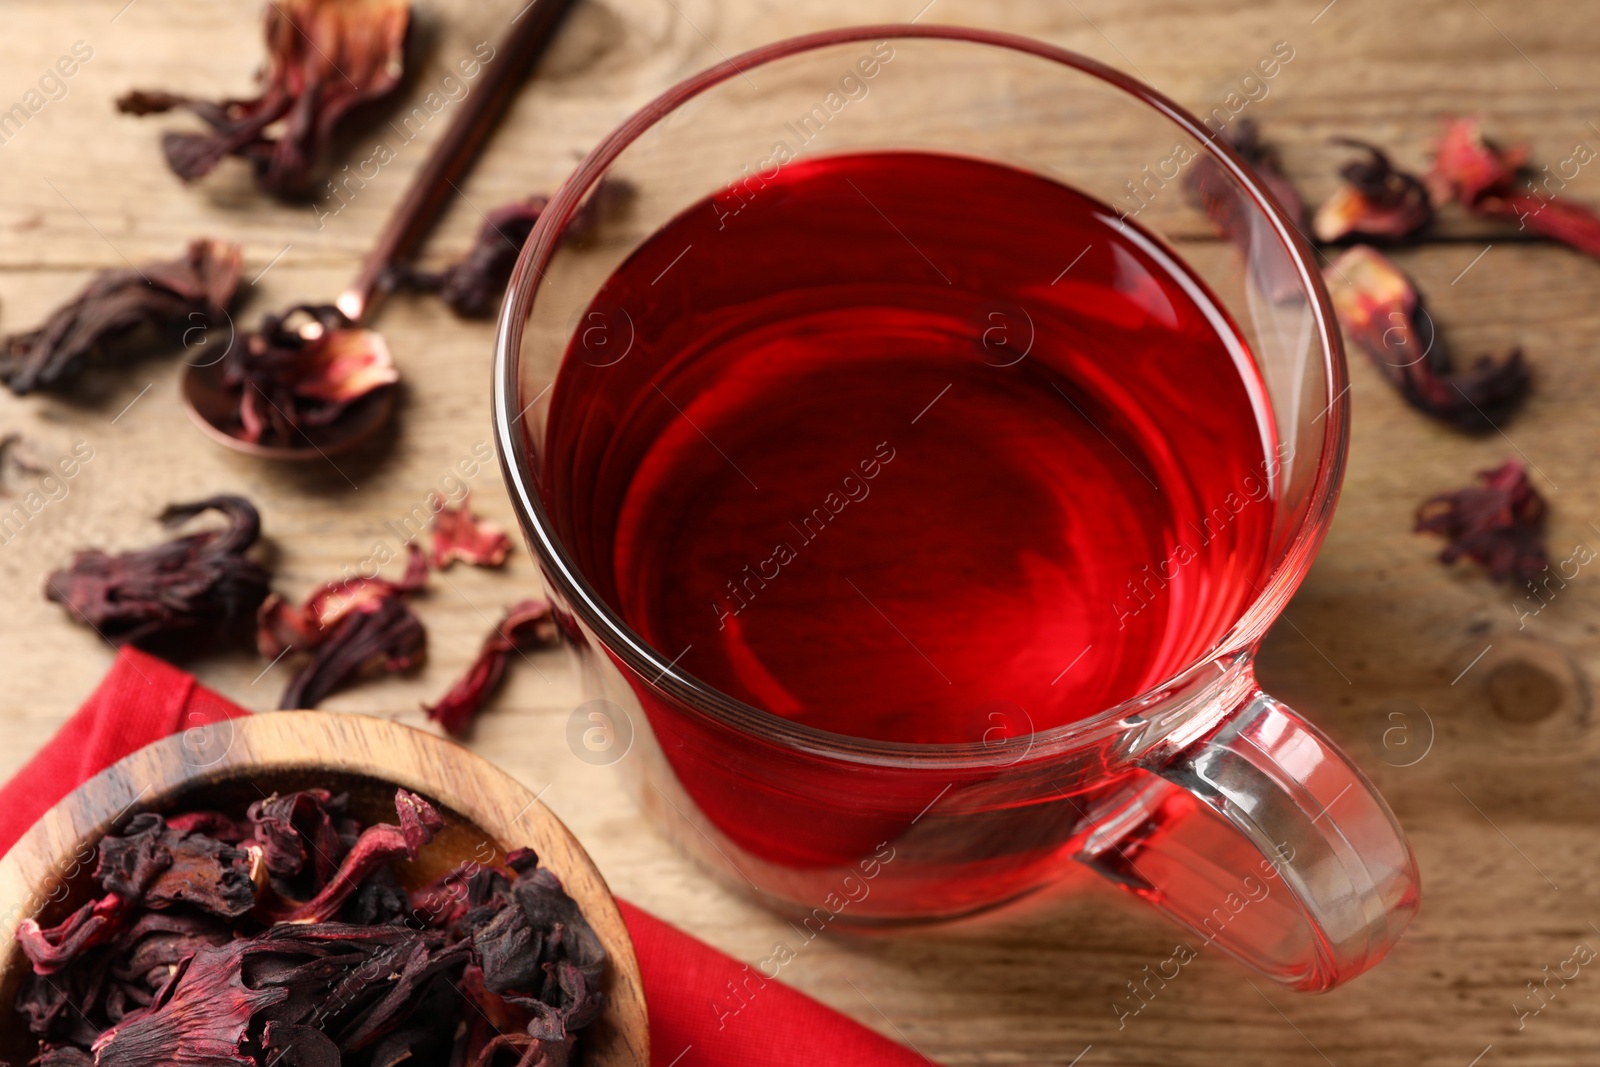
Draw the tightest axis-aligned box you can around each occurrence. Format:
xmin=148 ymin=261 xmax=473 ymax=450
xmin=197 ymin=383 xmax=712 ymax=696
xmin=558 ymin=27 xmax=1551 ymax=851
xmin=548 ymin=151 xmax=1276 ymax=745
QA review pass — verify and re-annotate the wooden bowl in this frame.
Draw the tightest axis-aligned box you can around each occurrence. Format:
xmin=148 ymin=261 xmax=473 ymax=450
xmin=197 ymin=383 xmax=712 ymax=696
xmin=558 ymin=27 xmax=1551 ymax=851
xmin=0 ymin=712 xmax=649 ymax=1065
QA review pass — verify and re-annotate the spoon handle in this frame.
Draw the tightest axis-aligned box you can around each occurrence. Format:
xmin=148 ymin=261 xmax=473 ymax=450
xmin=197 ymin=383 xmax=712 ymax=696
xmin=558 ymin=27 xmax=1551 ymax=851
xmin=336 ymin=0 xmax=580 ymax=324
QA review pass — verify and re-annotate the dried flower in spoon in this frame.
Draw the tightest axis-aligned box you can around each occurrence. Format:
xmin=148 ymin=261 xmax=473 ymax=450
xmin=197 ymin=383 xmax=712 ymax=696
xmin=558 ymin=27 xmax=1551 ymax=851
xmin=431 ymin=491 xmax=510 ymax=569
xmin=1325 ymin=245 xmax=1529 ymax=433
xmin=425 ymin=598 xmax=558 ymax=737
xmin=44 ymin=495 xmax=270 ymax=646
xmin=1428 ymin=117 xmax=1600 ymax=257
xmin=1417 ymin=460 xmax=1548 ymax=587
xmin=0 ymin=239 xmax=241 ymax=395
xmin=1313 ymin=139 xmax=1432 ymax=242
xmin=116 ymin=0 xmax=411 ymax=198
xmin=221 ymin=304 xmax=398 ymax=448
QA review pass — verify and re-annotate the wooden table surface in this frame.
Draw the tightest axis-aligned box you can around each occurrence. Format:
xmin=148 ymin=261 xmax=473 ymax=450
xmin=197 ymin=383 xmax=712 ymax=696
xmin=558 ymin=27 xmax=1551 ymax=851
xmin=2 ymin=1 xmax=1598 ymax=1064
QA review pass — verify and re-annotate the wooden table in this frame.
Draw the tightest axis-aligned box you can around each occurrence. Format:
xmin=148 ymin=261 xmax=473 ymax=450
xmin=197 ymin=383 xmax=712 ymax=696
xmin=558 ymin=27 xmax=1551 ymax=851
xmin=2 ymin=1 xmax=1597 ymax=1063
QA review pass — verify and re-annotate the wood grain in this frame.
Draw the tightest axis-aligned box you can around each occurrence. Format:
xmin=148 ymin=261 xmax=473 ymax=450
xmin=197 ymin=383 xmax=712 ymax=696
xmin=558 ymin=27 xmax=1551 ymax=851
xmin=0 ymin=712 xmax=650 ymax=1067
xmin=0 ymin=0 xmax=1598 ymax=1064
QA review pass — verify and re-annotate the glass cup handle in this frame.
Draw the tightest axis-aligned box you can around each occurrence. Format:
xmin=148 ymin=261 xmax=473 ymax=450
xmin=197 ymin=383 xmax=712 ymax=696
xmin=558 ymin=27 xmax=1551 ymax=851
xmin=1076 ymin=687 xmax=1420 ymax=991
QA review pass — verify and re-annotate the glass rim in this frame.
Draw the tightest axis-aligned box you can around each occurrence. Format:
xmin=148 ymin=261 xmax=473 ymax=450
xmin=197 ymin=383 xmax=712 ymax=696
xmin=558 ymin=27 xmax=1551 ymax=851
xmin=492 ymin=23 xmax=1351 ymax=768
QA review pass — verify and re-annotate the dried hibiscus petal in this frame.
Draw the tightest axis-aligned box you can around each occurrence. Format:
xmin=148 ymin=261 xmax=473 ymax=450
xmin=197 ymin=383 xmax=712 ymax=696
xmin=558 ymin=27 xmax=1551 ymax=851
xmin=278 ymin=593 xmax=426 ymax=709
xmin=17 ymin=815 xmax=255 ymax=976
xmin=45 ymin=495 xmax=271 ymax=646
xmin=1325 ymin=245 xmax=1529 ymax=433
xmin=260 ymin=1022 xmax=341 ymax=1067
xmin=247 ymin=790 xmax=348 ymax=885
xmin=424 ymin=598 xmax=558 ymax=737
xmin=1417 ymin=460 xmax=1548 ymax=587
xmin=15 ymin=893 xmax=128 ymax=975
xmin=115 ymin=0 xmax=412 ymax=199
xmin=1183 ymin=119 xmax=1307 ymax=301
xmin=1429 ymin=117 xmax=1600 ymax=257
xmin=1222 ymin=119 xmax=1306 ymax=225
xmin=431 ymin=491 xmax=510 ymax=569
xmin=257 ymin=542 xmax=426 ymax=658
xmin=385 ymin=197 xmax=547 ymax=319
xmin=1313 ymin=139 xmax=1432 ymax=242
xmin=256 ymin=790 xmax=441 ymax=923
xmin=0 ymin=239 xmax=241 ymax=395
xmin=90 ymin=940 xmax=297 ymax=1066
xmin=163 ymin=810 xmax=252 ymax=843
xmin=385 ymin=179 xmax=633 ymax=318
xmin=222 ymin=304 xmax=398 ymax=449
xmin=98 ymin=813 xmax=256 ymax=919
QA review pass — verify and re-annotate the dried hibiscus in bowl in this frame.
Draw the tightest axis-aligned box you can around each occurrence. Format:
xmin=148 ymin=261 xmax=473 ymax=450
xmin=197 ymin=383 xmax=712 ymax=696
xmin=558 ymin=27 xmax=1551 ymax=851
xmin=116 ymin=0 xmax=412 ymax=199
xmin=10 ymin=788 xmax=606 ymax=1067
xmin=219 ymin=304 xmax=399 ymax=449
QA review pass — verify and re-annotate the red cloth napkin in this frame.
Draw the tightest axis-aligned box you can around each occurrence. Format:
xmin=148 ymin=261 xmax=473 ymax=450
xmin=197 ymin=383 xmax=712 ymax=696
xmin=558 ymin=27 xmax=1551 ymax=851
xmin=0 ymin=648 xmax=930 ymax=1067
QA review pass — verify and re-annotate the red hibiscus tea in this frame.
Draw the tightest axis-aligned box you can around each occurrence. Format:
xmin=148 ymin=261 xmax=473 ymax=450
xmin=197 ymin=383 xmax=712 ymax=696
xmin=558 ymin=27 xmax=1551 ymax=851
xmin=547 ymin=150 xmax=1278 ymax=749
xmin=512 ymin=32 xmax=1418 ymax=980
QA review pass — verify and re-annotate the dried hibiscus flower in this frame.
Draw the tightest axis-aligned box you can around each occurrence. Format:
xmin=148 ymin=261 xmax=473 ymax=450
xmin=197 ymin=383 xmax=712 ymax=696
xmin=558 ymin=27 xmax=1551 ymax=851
xmin=115 ymin=0 xmax=412 ymax=199
xmin=257 ymin=542 xmax=426 ymax=658
xmin=425 ymin=598 xmax=558 ymax=736
xmin=15 ymin=813 xmax=257 ymax=977
xmin=1325 ymin=245 xmax=1529 ymax=433
xmin=385 ymin=179 xmax=633 ymax=318
xmin=1231 ymin=120 xmax=1307 ymax=227
xmin=431 ymin=491 xmax=510 ymax=569
xmin=1184 ymin=119 xmax=1307 ymax=301
xmin=385 ymin=196 xmax=547 ymax=318
xmin=220 ymin=304 xmax=398 ymax=448
xmin=1416 ymin=460 xmax=1548 ymax=587
xmin=275 ymin=589 xmax=424 ymax=708
xmin=1429 ymin=117 xmax=1600 ymax=257
xmin=258 ymin=545 xmax=427 ymax=708
xmin=45 ymin=495 xmax=271 ymax=646
xmin=253 ymin=789 xmax=441 ymax=923
xmin=14 ymin=789 xmax=607 ymax=1067
xmin=1313 ymin=139 xmax=1432 ymax=243
xmin=0 ymin=239 xmax=241 ymax=395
